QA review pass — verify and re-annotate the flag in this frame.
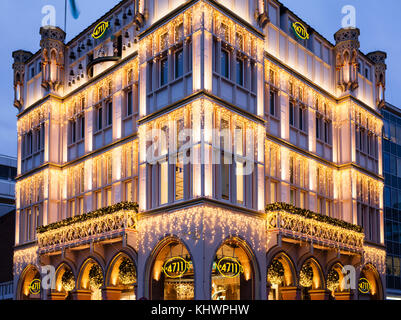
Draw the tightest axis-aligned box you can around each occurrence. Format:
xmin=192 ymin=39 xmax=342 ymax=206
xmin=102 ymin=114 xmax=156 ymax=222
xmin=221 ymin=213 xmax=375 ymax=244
xmin=69 ymin=0 xmax=80 ymax=19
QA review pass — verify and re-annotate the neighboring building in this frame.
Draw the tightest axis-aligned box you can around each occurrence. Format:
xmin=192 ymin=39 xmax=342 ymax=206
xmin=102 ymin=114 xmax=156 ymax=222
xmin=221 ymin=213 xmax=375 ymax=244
xmin=11 ymin=0 xmax=387 ymax=300
xmin=0 ymin=155 xmax=16 ymax=300
xmin=0 ymin=210 xmax=16 ymax=300
xmin=382 ymin=102 xmax=401 ymax=300
xmin=0 ymin=155 xmax=17 ymax=217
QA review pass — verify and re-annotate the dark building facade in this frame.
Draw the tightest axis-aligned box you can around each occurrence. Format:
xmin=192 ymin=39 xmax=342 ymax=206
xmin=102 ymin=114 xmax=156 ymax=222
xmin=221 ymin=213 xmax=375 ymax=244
xmin=382 ymin=103 xmax=401 ymax=299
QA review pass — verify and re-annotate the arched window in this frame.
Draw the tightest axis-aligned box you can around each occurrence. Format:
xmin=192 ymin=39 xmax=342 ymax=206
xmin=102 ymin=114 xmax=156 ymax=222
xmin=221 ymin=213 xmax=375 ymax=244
xmin=150 ymin=239 xmax=194 ymax=300
xmin=211 ymin=239 xmax=255 ymax=300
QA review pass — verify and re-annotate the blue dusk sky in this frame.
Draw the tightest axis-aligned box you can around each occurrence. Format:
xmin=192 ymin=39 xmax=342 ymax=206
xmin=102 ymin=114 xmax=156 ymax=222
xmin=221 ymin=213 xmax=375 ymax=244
xmin=0 ymin=0 xmax=400 ymax=157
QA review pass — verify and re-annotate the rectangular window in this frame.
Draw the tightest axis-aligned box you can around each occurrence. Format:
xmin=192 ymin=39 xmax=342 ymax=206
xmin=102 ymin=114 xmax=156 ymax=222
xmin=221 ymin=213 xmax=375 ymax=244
xmin=289 ymin=102 xmax=295 ymax=126
xmin=175 ymin=50 xmax=184 ymax=79
xmin=125 ymin=181 xmax=132 ymax=202
xmin=106 ymin=188 xmax=112 ymax=207
xmin=290 ymin=189 xmax=296 ymax=206
xmin=95 ymin=191 xmax=102 ymax=209
xmin=236 ymin=161 xmax=244 ymax=204
xmin=221 ymin=49 xmax=229 ymax=78
xmin=324 ymin=121 xmax=330 ymax=143
xmin=97 ymin=106 xmax=103 ymax=131
xmin=160 ymin=160 xmax=168 ymax=205
xmin=78 ymin=197 xmax=84 ymax=215
xmin=299 ymin=107 xmax=304 ymax=131
xmin=316 ymin=116 xmax=321 ymax=140
xmin=107 ymin=101 xmax=113 ymax=126
xmin=71 ymin=120 xmax=76 ymax=143
xmin=222 ymin=160 xmax=230 ymax=200
xmin=270 ymin=91 xmax=275 ymax=116
xmin=300 ymin=191 xmax=306 ymax=209
xmin=175 ymin=160 xmax=184 ymax=201
xmin=127 ymin=91 xmax=133 ymax=116
xmin=270 ymin=181 xmax=277 ymax=203
xmin=80 ymin=116 xmax=85 ymax=139
xmin=236 ymin=58 xmax=244 ymax=86
xmin=160 ymin=58 xmax=168 ymax=86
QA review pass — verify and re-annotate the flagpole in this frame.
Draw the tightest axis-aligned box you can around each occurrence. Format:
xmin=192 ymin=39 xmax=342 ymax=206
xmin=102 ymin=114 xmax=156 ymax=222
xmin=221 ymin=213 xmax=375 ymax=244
xmin=64 ymin=0 xmax=67 ymax=32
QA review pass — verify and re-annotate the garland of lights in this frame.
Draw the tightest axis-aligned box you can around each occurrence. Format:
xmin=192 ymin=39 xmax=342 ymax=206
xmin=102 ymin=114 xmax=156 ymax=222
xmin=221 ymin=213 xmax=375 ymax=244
xmin=267 ymin=259 xmax=284 ymax=285
xmin=118 ymin=257 xmax=137 ymax=285
xmin=326 ymin=269 xmax=340 ymax=292
xmin=89 ymin=264 xmax=103 ymax=289
xmin=299 ymin=263 xmax=313 ymax=288
xmin=37 ymin=202 xmax=138 ymax=234
xmin=266 ymin=202 xmax=363 ymax=233
xmin=61 ymin=269 xmax=75 ymax=292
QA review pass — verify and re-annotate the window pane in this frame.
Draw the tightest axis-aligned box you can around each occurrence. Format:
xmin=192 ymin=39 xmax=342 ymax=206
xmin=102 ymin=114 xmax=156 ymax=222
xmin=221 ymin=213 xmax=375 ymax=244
xmin=221 ymin=50 xmax=229 ymax=78
xmin=160 ymin=58 xmax=168 ymax=86
xmin=175 ymin=50 xmax=183 ymax=78
xmin=161 ymin=160 xmax=168 ymax=204
xmin=236 ymin=58 xmax=243 ymax=86
xmin=270 ymin=91 xmax=275 ymax=116
xmin=175 ymin=159 xmax=184 ymax=201
xmin=127 ymin=91 xmax=133 ymax=116
xmin=236 ymin=162 xmax=244 ymax=204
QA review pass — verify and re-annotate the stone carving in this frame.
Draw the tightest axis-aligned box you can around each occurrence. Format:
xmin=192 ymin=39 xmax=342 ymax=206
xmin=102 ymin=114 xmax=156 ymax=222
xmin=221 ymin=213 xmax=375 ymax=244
xmin=12 ymin=50 xmax=32 ymax=110
xmin=367 ymin=51 xmax=387 ymax=108
xmin=40 ymin=26 xmax=66 ymax=92
xmin=334 ymin=28 xmax=360 ymax=93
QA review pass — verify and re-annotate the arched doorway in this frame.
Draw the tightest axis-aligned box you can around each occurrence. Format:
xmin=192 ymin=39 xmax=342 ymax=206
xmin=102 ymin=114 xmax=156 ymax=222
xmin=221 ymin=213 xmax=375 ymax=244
xmin=358 ymin=264 xmax=383 ymax=300
xmin=150 ymin=239 xmax=194 ymax=300
xmin=211 ymin=238 xmax=255 ymax=300
xmin=267 ymin=253 xmax=296 ymax=300
xmin=18 ymin=265 xmax=41 ymax=300
xmin=298 ymin=258 xmax=324 ymax=300
xmin=107 ymin=253 xmax=137 ymax=300
xmin=55 ymin=263 xmax=76 ymax=299
xmin=78 ymin=259 xmax=104 ymax=300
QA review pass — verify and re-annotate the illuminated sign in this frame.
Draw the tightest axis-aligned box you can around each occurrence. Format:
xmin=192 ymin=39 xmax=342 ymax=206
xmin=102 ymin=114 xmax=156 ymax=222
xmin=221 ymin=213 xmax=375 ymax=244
xmin=92 ymin=21 xmax=109 ymax=39
xmin=358 ymin=278 xmax=371 ymax=294
xmin=162 ymin=257 xmax=190 ymax=278
xmin=292 ymin=22 xmax=309 ymax=40
xmin=29 ymin=279 xmax=41 ymax=295
xmin=217 ymin=257 xmax=243 ymax=278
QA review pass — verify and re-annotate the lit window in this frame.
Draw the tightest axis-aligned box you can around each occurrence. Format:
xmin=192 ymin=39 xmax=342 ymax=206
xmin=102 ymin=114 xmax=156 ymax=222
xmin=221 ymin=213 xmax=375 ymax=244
xmin=160 ymin=160 xmax=168 ymax=204
xmin=125 ymin=181 xmax=132 ymax=202
xmin=175 ymin=160 xmax=184 ymax=201
xmin=106 ymin=188 xmax=112 ymax=206
xmin=290 ymin=189 xmax=296 ymax=206
xmin=270 ymin=182 xmax=277 ymax=203
xmin=236 ymin=161 xmax=244 ymax=205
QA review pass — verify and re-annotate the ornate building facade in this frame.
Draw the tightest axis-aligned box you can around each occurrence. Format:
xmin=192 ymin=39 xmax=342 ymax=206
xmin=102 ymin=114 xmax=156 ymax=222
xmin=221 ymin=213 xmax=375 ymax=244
xmin=12 ymin=0 xmax=386 ymax=300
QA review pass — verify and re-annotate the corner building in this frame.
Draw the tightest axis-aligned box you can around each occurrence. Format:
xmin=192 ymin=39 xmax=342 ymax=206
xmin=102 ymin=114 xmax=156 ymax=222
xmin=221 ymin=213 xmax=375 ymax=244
xmin=12 ymin=0 xmax=387 ymax=300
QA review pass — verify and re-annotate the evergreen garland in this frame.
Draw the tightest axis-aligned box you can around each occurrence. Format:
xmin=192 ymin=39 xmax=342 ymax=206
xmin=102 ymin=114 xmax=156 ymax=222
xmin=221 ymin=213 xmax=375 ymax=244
xmin=267 ymin=259 xmax=285 ymax=285
xmin=61 ymin=269 xmax=75 ymax=292
xmin=327 ymin=269 xmax=340 ymax=292
xmin=299 ymin=263 xmax=313 ymax=287
xmin=266 ymin=202 xmax=363 ymax=233
xmin=37 ymin=202 xmax=138 ymax=234
xmin=118 ymin=257 xmax=137 ymax=285
xmin=89 ymin=264 xmax=104 ymax=289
